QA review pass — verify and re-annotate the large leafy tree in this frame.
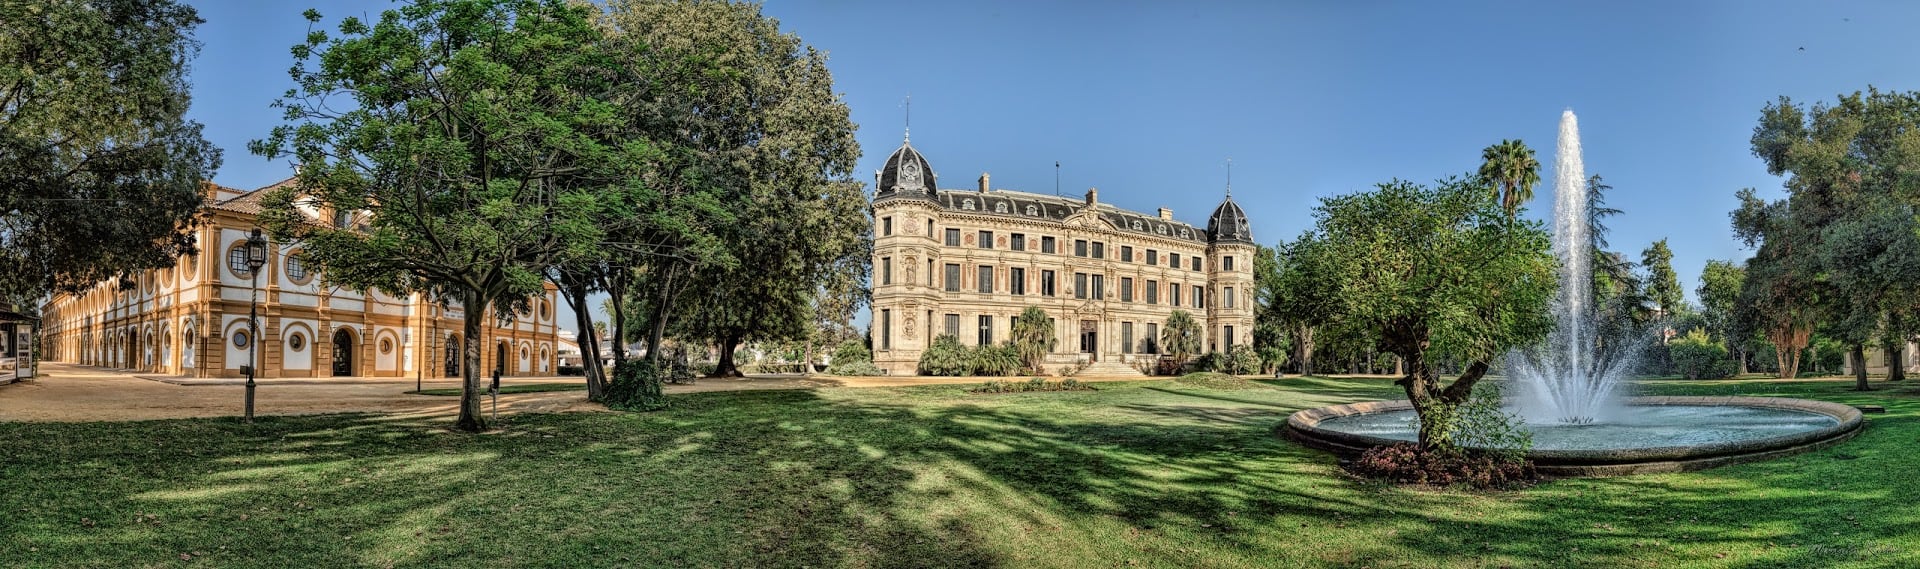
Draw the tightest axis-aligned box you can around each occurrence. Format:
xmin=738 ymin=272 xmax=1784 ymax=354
xmin=1697 ymin=259 xmax=1751 ymax=374
xmin=1743 ymin=89 xmax=1920 ymax=388
xmin=1641 ymin=239 xmax=1684 ymax=318
xmin=253 ymin=0 xmax=619 ymax=431
xmin=0 ymin=0 xmax=220 ymax=300
xmin=1731 ymin=188 xmax=1825 ymax=379
xmin=599 ymin=0 xmax=864 ymax=379
xmin=1292 ymin=176 xmax=1556 ymax=447
xmin=1477 ymin=139 xmax=1541 ymax=220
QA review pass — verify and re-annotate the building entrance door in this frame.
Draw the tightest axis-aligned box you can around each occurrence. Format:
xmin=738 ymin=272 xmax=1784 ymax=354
xmin=1079 ymin=320 xmax=1097 ymax=362
xmin=444 ymin=334 xmax=461 ymax=377
xmin=332 ymin=330 xmax=354 ymax=377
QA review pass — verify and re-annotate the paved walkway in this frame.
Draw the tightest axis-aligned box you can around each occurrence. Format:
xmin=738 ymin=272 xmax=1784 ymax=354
xmin=0 ymin=362 xmax=1157 ymax=423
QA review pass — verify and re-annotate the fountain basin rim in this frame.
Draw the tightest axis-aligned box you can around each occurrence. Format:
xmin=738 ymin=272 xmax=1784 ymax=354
xmin=1282 ymin=396 xmax=1864 ymax=477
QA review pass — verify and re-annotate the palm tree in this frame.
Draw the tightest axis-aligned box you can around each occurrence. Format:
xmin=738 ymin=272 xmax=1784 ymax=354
xmin=1477 ymin=139 xmax=1541 ymax=219
xmin=1161 ymin=310 xmax=1202 ymax=373
xmin=1010 ymin=307 xmax=1056 ymax=374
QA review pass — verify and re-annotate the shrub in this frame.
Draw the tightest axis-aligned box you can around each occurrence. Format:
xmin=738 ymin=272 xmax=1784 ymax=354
xmin=967 ymin=377 xmax=1096 ymax=394
xmin=918 ymin=335 xmax=970 ymax=376
xmin=970 ymin=343 xmax=1022 ymax=376
xmin=825 ymin=361 xmax=885 ymax=376
xmin=1225 ymin=344 xmax=1261 ymax=375
xmin=1257 ymin=345 xmax=1287 ymax=375
xmin=1195 ymin=352 xmax=1226 ymax=373
xmin=1347 ymin=443 xmax=1537 ymax=489
xmin=831 ymin=339 xmax=871 ymax=366
xmin=1668 ymin=329 xmax=1736 ymax=379
xmin=556 ymin=365 xmax=585 ymax=376
xmin=1421 ymin=382 xmax=1534 ymax=460
xmin=604 ymin=359 xmax=682 ymax=411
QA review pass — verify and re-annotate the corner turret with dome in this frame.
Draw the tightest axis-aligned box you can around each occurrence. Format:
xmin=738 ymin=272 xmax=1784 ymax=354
xmin=873 ymin=136 xmax=938 ymax=202
xmin=1206 ymin=195 xmax=1253 ymax=244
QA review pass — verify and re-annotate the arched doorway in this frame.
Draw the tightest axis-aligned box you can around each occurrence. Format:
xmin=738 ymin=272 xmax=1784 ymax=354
xmin=125 ymin=330 xmax=137 ymax=369
xmin=182 ymin=327 xmax=196 ymax=372
xmin=495 ymin=341 xmax=508 ymax=376
xmin=332 ymin=329 xmax=355 ymax=377
xmin=443 ymin=333 xmax=461 ymax=377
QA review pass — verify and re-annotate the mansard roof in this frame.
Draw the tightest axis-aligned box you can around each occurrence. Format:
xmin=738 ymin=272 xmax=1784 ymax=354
xmin=929 ymin=189 xmax=1208 ymax=244
xmin=1206 ymin=195 xmax=1254 ymax=244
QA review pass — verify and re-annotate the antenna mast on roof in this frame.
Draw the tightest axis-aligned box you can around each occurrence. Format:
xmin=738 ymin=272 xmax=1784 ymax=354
xmin=1226 ymin=157 xmax=1233 ymax=198
xmin=902 ymin=93 xmax=911 ymax=142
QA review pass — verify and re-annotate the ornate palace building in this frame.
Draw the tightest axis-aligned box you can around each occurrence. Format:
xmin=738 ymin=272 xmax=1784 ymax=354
xmin=38 ymin=179 xmax=563 ymax=379
xmin=867 ymin=136 xmax=1256 ymax=375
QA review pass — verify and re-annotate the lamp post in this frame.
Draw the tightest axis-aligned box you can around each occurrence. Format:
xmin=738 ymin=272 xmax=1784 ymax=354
xmin=244 ymin=228 xmax=268 ymax=423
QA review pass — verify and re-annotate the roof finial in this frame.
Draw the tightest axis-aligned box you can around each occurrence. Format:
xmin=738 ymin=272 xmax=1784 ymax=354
xmin=1225 ymin=157 xmax=1233 ymax=198
xmin=902 ymin=93 xmax=911 ymax=143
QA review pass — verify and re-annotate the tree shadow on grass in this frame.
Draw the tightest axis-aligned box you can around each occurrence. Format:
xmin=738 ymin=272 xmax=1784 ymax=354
xmin=3 ymin=381 xmax=1917 ymax=567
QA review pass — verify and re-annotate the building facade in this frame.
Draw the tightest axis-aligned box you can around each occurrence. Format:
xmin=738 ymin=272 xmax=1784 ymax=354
xmin=38 ymin=179 xmax=562 ymax=379
xmin=867 ymin=137 xmax=1256 ymax=375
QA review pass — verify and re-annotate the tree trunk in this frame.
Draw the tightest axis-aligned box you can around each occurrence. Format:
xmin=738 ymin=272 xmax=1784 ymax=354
xmin=712 ymin=332 xmax=746 ymax=378
xmin=1885 ymin=340 xmax=1905 ymax=382
xmin=1736 ymin=348 xmax=1749 ymax=376
xmin=455 ymin=293 xmax=489 ymax=432
xmin=559 ymin=272 xmax=607 ymax=400
xmin=605 ymin=269 xmax=629 ymax=364
xmin=1297 ymin=325 xmax=1315 ymax=376
xmin=1852 ymin=343 xmax=1872 ymax=391
xmin=645 ymin=266 xmax=681 ymax=365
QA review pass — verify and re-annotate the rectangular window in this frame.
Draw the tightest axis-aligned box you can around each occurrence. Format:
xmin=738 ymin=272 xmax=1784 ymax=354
xmin=883 ymin=217 xmax=893 ymax=236
xmin=1223 ymin=256 xmax=1234 ymax=272
xmin=882 ymin=257 xmax=892 ymax=285
xmin=944 ymin=263 xmax=961 ymax=292
xmin=1122 ymin=246 xmax=1133 ymax=262
xmin=1224 ymin=286 xmax=1235 ymax=308
xmin=1091 ymin=242 xmax=1105 ymax=259
xmin=979 ymin=230 xmax=993 ymax=249
xmin=1041 ymin=236 xmax=1056 ymax=254
xmin=945 ymin=228 xmax=960 ymax=246
xmin=1074 ymin=272 xmax=1088 ymax=300
xmin=1012 ymin=233 xmax=1026 ymax=251
xmin=1191 ymin=257 xmax=1201 ymax=271
xmin=1171 ymin=284 xmax=1181 ymax=307
xmin=978 ymin=315 xmax=993 ymax=346
xmin=1193 ymin=285 xmax=1204 ymax=308
xmin=926 ymin=310 xmax=933 ymax=340
xmin=1074 ymin=239 xmax=1088 ymax=257
xmin=1224 ymin=325 xmax=1235 ymax=351
xmin=1146 ymin=280 xmax=1159 ymax=304
xmin=1010 ymin=267 xmax=1026 ymax=295
xmin=926 ymin=219 xmax=933 ymax=237
xmin=1147 ymin=249 xmax=1158 ymax=266
xmin=1090 ymin=274 xmax=1105 ymax=300
xmin=945 ymin=314 xmax=961 ymax=337
xmin=1120 ymin=277 xmax=1134 ymax=302
xmin=1147 ymin=323 xmax=1160 ymax=354
xmin=927 ymin=259 xmax=935 ymax=286
xmin=978 ymin=265 xmax=994 ymax=294
xmin=1122 ymin=322 xmax=1134 ymax=354
xmin=881 ymin=309 xmax=892 ymax=349
xmin=1042 ymin=270 xmax=1056 ymax=296
xmin=1170 ymin=253 xmax=1181 ymax=269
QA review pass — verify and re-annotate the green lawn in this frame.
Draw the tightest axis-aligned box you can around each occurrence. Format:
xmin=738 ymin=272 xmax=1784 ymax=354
xmin=2 ymin=377 xmax=1917 ymax=568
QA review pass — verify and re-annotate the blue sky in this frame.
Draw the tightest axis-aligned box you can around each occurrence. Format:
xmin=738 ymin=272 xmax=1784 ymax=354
xmin=184 ymin=1 xmax=1920 ymax=333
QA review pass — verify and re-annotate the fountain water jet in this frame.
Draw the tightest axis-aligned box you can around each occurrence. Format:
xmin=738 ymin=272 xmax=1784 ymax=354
xmin=1507 ymin=109 xmax=1638 ymax=425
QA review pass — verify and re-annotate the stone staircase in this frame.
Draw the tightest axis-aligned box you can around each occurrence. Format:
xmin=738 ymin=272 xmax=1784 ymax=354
xmin=1075 ymin=360 xmax=1146 ymax=377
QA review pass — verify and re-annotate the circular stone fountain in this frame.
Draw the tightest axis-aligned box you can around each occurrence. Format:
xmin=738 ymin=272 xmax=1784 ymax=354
xmin=1283 ymin=397 xmax=1864 ymax=477
xmin=1280 ymin=110 xmax=1865 ymax=477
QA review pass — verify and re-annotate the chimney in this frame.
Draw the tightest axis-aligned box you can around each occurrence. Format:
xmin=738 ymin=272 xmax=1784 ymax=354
xmin=1085 ymin=187 xmax=1098 ymax=206
xmin=978 ymin=172 xmax=990 ymax=193
xmin=1158 ymin=207 xmax=1173 ymax=221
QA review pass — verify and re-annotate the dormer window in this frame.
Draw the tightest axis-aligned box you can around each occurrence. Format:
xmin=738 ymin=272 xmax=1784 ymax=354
xmin=995 ymin=202 xmax=1008 ymax=214
xmin=1131 ymin=220 xmax=1142 ymax=231
xmin=963 ymin=199 xmax=977 ymax=211
xmin=1025 ymin=205 xmax=1038 ymax=216
xmin=1179 ymin=229 xmax=1191 ymax=239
